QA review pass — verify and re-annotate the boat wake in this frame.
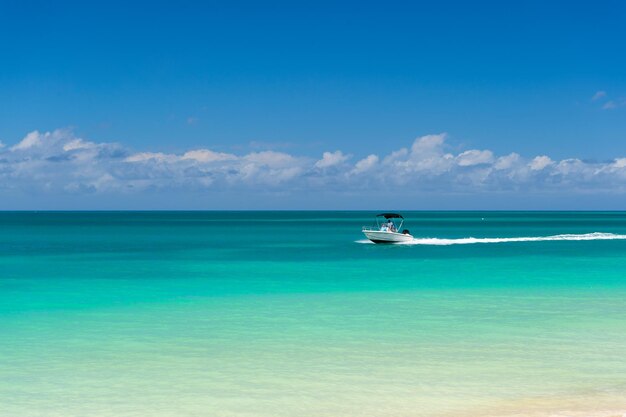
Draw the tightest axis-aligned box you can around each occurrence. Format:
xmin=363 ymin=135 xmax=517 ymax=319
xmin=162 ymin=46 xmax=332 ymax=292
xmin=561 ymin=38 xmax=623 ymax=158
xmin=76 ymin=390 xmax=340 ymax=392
xmin=356 ymin=232 xmax=626 ymax=246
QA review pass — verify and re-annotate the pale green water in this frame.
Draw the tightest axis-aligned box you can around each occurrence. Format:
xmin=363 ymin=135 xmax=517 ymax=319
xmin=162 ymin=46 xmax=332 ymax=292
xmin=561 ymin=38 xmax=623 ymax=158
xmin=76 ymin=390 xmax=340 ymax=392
xmin=1 ymin=212 xmax=626 ymax=417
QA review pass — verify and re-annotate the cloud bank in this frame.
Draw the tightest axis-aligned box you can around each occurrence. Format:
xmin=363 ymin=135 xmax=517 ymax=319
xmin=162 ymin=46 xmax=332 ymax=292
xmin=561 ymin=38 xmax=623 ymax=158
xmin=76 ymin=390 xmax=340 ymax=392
xmin=2 ymin=129 xmax=626 ymax=208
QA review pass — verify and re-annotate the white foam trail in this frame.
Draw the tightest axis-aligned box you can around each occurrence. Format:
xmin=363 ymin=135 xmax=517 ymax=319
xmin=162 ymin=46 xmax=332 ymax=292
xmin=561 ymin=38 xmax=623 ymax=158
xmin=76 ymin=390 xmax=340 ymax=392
xmin=356 ymin=232 xmax=626 ymax=246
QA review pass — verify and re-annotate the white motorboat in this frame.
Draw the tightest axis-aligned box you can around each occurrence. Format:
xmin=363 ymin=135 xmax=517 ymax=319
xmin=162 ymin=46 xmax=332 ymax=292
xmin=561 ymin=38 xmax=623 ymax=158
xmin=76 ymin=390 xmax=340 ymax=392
xmin=362 ymin=213 xmax=414 ymax=243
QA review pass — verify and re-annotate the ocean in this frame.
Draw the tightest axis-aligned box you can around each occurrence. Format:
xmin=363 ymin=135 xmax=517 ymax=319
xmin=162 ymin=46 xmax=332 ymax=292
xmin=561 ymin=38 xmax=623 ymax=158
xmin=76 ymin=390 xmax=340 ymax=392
xmin=1 ymin=211 xmax=626 ymax=417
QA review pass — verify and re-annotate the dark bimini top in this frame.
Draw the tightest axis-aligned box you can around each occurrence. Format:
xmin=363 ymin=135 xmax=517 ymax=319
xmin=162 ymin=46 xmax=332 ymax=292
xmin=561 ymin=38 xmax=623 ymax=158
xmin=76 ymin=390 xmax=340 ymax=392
xmin=376 ymin=213 xmax=404 ymax=219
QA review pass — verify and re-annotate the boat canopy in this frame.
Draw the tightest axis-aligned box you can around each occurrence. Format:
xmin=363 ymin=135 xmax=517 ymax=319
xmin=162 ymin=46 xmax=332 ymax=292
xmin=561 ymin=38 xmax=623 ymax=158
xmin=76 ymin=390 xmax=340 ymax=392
xmin=376 ymin=213 xmax=404 ymax=219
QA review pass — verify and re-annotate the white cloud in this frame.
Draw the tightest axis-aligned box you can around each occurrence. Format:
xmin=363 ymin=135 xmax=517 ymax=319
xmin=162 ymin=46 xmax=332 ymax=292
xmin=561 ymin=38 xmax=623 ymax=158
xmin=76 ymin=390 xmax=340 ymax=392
xmin=592 ymin=91 xmax=607 ymax=101
xmin=529 ymin=155 xmax=553 ymax=171
xmin=3 ymin=129 xmax=626 ymax=199
xmin=613 ymin=158 xmax=626 ymax=169
xmin=352 ymin=154 xmax=379 ymax=174
xmin=591 ymin=91 xmax=625 ymax=110
xmin=598 ymin=96 xmax=625 ymax=110
xmin=125 ymin=152 xmax=177 ymax=163
xmin=63 ymin=139 xmax=94 ymax=152
xmin=315 ymin=151 xmax=349 ymax=169
xmin=494 ymin=153 xmax=521 ymax=170
xmin=384 ymin=134 xmax=455 ymax=176
xmin=244 ymin=151 xmax=299 ymax=168
xmin=603 ymin=101 xmax=617 ymax=110
xmin=410 ymin=133 xmax=446 ymax=155
xmin=11 ymin=130 xmax=45 ymax=150
xmin=456 ymin=149 xmax=494 ymax=166
xmin=181 ymin=149 xmax=237 ymax=162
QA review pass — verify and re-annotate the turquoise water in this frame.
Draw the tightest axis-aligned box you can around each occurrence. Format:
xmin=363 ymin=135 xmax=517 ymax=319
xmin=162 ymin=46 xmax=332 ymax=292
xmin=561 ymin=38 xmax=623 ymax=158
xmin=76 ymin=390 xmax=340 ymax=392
xmin=1 ymin=211 xmax=626 ymax=417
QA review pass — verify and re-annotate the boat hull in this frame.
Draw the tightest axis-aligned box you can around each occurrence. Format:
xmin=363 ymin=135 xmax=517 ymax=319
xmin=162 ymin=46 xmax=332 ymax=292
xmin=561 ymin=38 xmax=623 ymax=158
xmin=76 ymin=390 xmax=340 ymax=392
xmin=363 ymin=230 xmax=414 ymax=244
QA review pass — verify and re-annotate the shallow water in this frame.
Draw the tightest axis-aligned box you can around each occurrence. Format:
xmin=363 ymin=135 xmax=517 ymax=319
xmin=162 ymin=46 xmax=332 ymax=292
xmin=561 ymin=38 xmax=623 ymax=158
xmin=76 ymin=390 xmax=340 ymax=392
xmin=1 ymin=211 xmax=626 ymax=416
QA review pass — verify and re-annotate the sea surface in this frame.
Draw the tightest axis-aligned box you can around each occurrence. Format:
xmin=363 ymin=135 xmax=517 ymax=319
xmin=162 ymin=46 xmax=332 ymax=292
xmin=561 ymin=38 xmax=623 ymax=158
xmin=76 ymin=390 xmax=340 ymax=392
xmin=1 ymin=211 xmax=626 ymax=417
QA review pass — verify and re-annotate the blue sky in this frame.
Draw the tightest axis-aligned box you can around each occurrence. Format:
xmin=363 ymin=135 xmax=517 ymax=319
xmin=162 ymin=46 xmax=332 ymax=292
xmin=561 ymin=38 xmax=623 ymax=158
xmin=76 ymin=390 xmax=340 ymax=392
xmin=1 ymin=1 xmax=626 ymax=209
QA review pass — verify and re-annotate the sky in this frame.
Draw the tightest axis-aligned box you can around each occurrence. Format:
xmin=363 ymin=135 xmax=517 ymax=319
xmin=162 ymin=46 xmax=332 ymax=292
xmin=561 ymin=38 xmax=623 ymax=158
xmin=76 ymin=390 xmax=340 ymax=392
xmin=1 ymin=0 xmax=625 ymax=209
